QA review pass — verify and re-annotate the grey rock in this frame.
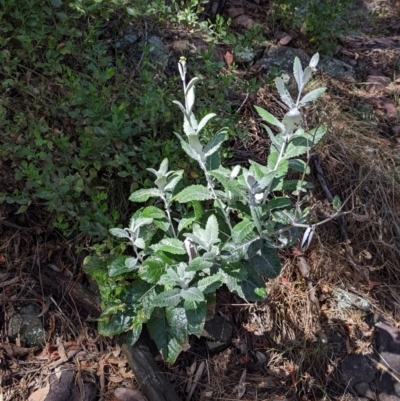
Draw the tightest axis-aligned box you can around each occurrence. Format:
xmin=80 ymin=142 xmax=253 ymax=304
xmin=374 ymin=315 xmax=400 ymax=401
xmin=202 ymin=315 xmax=233 ymax=354
xmin=115 ymin=34 xmax=139 ymax=52
xmin=334 ymin=288 xmax=370 ymax=311
xmin=45 ymin=368 xmax=97 ymax=401
xmin=318 ymin=57 xmax=356 ymax=82
xmin=258 ymin=46 xmax=310 ymax=75
xmin=354 ymin=382 xmax=376 ymax=400
xmin=8 ymin=303 xmax=45 ymax=347
xmin=340 ymin=354 xmax=375 ymax=390
xmin=236 ymin=47 xmax=256 ymax=64
xmin=144 ymin=36 xmax=169 ymax=68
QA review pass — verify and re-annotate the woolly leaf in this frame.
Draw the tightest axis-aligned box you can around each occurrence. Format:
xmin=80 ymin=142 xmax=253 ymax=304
xmin=309 ymin=52 xmax=320 ymax=68
xmin=204 ymin=214 xmax=220 ymax=246
xmin=275 ymin=77 xmax=294 ymax=109
xmin=139 ymin=256 xmax=167 ymax=283
xmin=195 ymin=274 xmax=223 ymax=294
xmin=205 ymin=151 xmax=221 ymax=171
xmin=129 ymin=188 xmax=162 ymax=203
xmin=166 ymin=306 xmax=188 ymax=345
xmin=152 ymin=289 xmax=182 ymax=308
xmin=151 ymin=238 xmax=186 ymax=255
xmin=293 ymin=56 xmax=303 ymax=92
xmin=302 ymin=66 xmax=313 ymax=87
xmin=109 ymin=228 xmax=130 ymax=239
xmin=197 ymin=113 xmax=216 ymax=135
xmin=204 ymin=129 xmax=227 ymax=157
xmin=126 ymin=324 xmax=142 ymax=346
xmin=174 ymin=185 xmax=213 ymax=203
xmin=300 ymin=88 xmax=326 ymax=106
xmin=255 ymin=106 xmax=285 ymax=131
xmin=175 ymin=133 xmax=200 ymax=162
xmin=181 ymin=287 xmax=205 ymax=303
xmin=98 ymin=311 xmax=132 ymax=336
xmin=147 ymin=308 xmax=182 ymax=363
xmin=185 ymin=300 xmax=206 ymax=335
xmin=231 ymin=219 xmax=256 ymax=244
xmin=109 ymin=256 xmax=138 ymax=277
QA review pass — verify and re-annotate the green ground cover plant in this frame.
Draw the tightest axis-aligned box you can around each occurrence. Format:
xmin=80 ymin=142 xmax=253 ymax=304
xmin=0 ymin=0 xmax=256 ymax=240
xmin=84 ymin=54 xmax=329 ymax=363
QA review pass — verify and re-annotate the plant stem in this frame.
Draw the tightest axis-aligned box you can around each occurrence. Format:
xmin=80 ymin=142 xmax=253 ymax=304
xmin=202 ymin=165 xmax=233 ymax=233
xmin=162 ymin=196 xmax=177 ymax=238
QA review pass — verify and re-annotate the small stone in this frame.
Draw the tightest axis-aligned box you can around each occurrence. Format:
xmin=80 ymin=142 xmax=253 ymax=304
xmin=144 ymin=36 xmax=169 ymax=68
xmin=202 ymin=315 xmax=233 ymax=354
xmin=114 ymin=387 xmax=147 ymax=401
xmin=354 ymin=382 xmax=375 ymax=399
xmin=29 ymin=368 xmax=97 ymax=401
xmin=257 ymin=46 xmax=310 ymax=76
xmin=340 ymin=354 xmax=375 ymax=389
xmin=233 ymin=14 xmax=255 ymax=30
xmin=236 ymin=47 xmax=256 ymax=64
xmin=8 ymin=303 xmax=45 ymax=347
xmin=318 ymin=57 xmax=356 ymax=82
xmin=115 ymin=34 xmax=139 ymax=51
xmin=374 ymin=315 xmax=400 ymax=400
xmin=227 ymin=8 xmax=244 ymax=19
xmin=169 ymin=40 xmax=190 ymax=53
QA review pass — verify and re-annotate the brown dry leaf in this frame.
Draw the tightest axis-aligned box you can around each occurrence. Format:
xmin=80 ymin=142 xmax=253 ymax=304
xmin=112 ymin=343 xmax=121 ymax=358
xmin=0 ymin=253 xmax=6 ymax=263
xmin=365 ymin=74 xmax=390 ymax=93
xmin=385 ymin=84 xmax=400 ymax=95
xmin=280 ymin=277 xmax=290 ymax=286
xmin=383 ymin=100 xmax=398 ymax=118
xmin=57 ymin=339 xmax=67 ymax=359
xmin=28 ymin=385 xmax=50 ymax=401
xmin=1 ymin=344 xmax=31 ymax=358
xmin=114 ymin=141 xmax=124 ymax=150
xmin=267 ymin=366 xmax=290 ymax=379
xmin=368 ymin=281 xmax=382 ymax=290
xmin=107 ymin=357 xmax=128 ymax=367
xmin=96 ymin=359 xmax=105 ymax=376
xmin=224 ymin=51 xmax=234 ymax=68
xmin=56 ymin=43 xmax=65 ymax=50
xmin=109 ymin=375 xmax=124 ymax=383
xmin=275 ymin=31 xmax=293 ymax=46
xmin=292 ymin=247 xmax=304 ymax=257
xmin=239 ymin=355 xmax=250 ymax=364
xmin=121 ymin=370 xmax=134 ymax=379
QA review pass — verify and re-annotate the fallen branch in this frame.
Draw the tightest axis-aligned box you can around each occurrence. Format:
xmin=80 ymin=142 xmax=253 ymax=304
xmin=121 ymin=339 xmax=181 ymax=401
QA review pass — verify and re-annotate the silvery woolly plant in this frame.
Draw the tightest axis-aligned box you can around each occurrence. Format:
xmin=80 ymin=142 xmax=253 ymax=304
xmin=84 ymin=54 xmax=327 ymax=363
